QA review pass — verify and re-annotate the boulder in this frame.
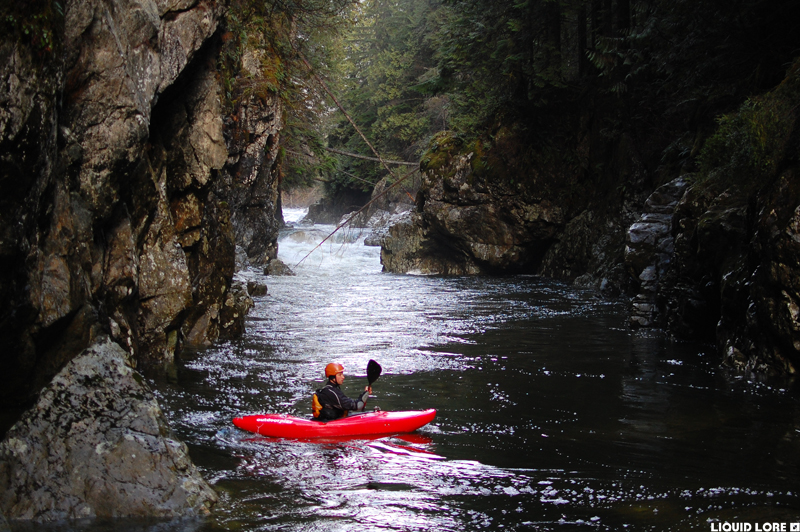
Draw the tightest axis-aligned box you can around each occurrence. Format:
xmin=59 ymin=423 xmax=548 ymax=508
xmin=264 ymin=259 xmax=296 ymax=276
xmin=381 ymin=136 xmax=566 ymax=275
xmin=380 ymin=211 xmax=480 ymax=275
xmin=219 ymin=279 xmax=254 ymax=339
xmin=0 ymin=338 xmax=217 ymax=522
xmin=247 ymin=280 xmax=268 ymax=296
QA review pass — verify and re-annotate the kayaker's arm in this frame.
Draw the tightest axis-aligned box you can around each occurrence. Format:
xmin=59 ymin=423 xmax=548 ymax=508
xmin=339 ymin=388 xmax=369 ymax=412
xmin=354 ymin=387 xmax=370 ymax=411
xmin=317 ymin=384 xmax=370 ymax=416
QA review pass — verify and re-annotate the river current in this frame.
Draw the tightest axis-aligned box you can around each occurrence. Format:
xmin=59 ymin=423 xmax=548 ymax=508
xmin=29 ymin=208 xmax=800 ymax=532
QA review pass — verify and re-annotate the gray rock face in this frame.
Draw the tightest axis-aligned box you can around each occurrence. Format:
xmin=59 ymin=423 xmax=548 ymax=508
xmin=221 ymin=46 xmax=284 ymax=267
xmin=625 ymin=177 xmax=688 ymax=327
xmin=0 ymin=338 xmax=217 ymax=522
xmin=620 ymin=166 xmax=800 ymax=376
xmin=381 ymin=141 xmax=567 ymax=275
xmin=659 ymin=173 xmax=800 ymax=375
xmin=0 ymin=0 xmax=254 ymax=398
xmin=381 ymin=211 xmax=474 ymax=275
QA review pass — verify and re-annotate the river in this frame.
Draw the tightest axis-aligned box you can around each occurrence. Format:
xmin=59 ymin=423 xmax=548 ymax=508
xmin=29 ymin=208 xmax=800 ymax=531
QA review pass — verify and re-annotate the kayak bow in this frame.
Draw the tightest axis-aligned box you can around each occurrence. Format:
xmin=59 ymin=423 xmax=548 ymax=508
xmin=232 ymin=409 xmax=436 ymax=439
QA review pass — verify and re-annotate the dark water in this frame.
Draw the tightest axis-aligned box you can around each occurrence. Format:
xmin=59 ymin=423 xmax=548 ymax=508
xmin=28 ymin=209 xmax=800 ymax=531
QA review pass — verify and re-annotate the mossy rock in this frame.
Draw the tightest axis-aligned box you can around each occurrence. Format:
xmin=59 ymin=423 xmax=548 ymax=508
xmin=420 ymin=131 xmax=464 ymax=173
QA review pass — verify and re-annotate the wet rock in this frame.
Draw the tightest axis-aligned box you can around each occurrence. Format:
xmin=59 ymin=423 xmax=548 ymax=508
xmin=363 ymin=206 xmax=414 ymax=246
xmin=539 ymin=207 xmax=635 ymax=296
xmin=247 ymin=281 xmax=268 ymax=296
xmin=719 ymin=172 xmax=800 ymax=375
xmin=380 ymin=211 xmax=480 ymax=275
xmin=264 ymin=259 xmax=296 ymax=276
xmin=218 ymin=279 xmax=254 ymax=339
xmin=650 ymin=169 xmax=800 ymax=376
xmin=380 ymin=212 xmax=431 ymax=273
xmin=381 ymin=138 xmax=565 ymax=275
xmin=660 ymin=181 xmax=748 ymax=342
xmin=0 ymin=0 xmax=237 ymax=395
xmin=235 ymin=245 xmax=251 ymax=271
xmin=221 ymin=43 xmax=284 ymax=266
xmin=364 ymin=233 xmax=383 ymax=247
xmin=624 ymin=177 xmax=688 ymax=327
xmin=0 ymin=337 xmax=217 ymax=522
xmin=0 ymin=2 xmax=271 ymax=524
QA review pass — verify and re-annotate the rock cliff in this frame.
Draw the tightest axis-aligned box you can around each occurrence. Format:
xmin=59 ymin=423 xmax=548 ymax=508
xmin=381 ymin=128 xmax=638 ymax=290
xmin=0 ymin=0 xmax=282 ymax=522
xmin=0 ymin=0 xmax=282 ymax=404
xmin=382 ymin=64 xmax=800 ymax=376
xmin=625 ymin=62 xmax=800 ymax=376
xmin=220 ymin=46 xmax=284 ymax=267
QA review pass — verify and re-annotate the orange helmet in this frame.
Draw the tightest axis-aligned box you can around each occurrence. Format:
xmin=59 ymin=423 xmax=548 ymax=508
xmin=325 ymin=363 xmax=344 ymax=378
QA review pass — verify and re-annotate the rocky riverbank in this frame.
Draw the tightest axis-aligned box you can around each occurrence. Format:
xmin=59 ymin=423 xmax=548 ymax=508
xmin=380 ymin=62 xmax=800 ymax=377
xmin=0 ymin=338 xmax=216 ymax=521
xmin=380 ymin=130 xmax=631 ymax=283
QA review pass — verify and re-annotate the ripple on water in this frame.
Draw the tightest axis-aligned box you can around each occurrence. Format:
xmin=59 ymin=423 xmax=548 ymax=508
xmin=201 ymin=424 xmax=800 ymax=532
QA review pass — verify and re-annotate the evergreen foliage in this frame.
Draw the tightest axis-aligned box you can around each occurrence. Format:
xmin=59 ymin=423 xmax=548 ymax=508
xmin=698 ymin=59 xmax=800 ymax=191
xmin=324 ymin=0 xmax=443 ymax=194
xmin=254 ymin=0 xmax=800 ymax=199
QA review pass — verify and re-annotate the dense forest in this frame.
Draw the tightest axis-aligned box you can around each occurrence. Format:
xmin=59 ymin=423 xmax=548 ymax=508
xmin=268 ymin=0 xmax=800 ymax=203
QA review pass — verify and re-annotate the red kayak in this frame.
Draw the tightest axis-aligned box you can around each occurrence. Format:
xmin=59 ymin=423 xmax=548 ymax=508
xmin=232 ymin=409 xmax=436 ymax=439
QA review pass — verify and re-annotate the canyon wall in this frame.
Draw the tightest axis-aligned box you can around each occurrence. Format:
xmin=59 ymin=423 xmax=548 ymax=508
xmin=0 ymin=0 xmax=283 ymax=521
xmin=382 ymin=65 xmax=800 ymax=377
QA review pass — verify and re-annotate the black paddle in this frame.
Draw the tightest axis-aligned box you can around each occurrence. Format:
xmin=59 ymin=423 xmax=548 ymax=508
xmin=367 ymin=359 xmax=382 ymax=386
xmin=348 ymin=360 xmax=382 ymax=416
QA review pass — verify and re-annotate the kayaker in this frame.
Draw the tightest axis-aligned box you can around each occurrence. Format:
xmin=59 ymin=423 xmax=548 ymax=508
xmin=313 ymin=363 xmax=371 ymax=421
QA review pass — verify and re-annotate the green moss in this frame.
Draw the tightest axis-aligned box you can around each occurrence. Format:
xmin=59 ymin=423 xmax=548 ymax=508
xmin=419 ymin=131 xmax=464 ymax=173
xmin=217 ymin=0 xmax=302 ymax=117
xmin=696 ymin=58 xmax=800 ymax=192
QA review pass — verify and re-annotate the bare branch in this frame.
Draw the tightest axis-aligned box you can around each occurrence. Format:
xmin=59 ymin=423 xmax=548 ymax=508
xmin=325 ymin=147 xmax=418 ymax=167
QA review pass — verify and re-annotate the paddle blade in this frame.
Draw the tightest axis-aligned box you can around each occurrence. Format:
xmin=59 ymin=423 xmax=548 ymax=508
xmin=367 ymin=359 xmax=382 ymax=385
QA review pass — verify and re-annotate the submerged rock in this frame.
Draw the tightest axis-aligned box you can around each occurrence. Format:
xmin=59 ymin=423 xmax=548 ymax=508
xmin=0 ymin=338 xmax=217 ymax=522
